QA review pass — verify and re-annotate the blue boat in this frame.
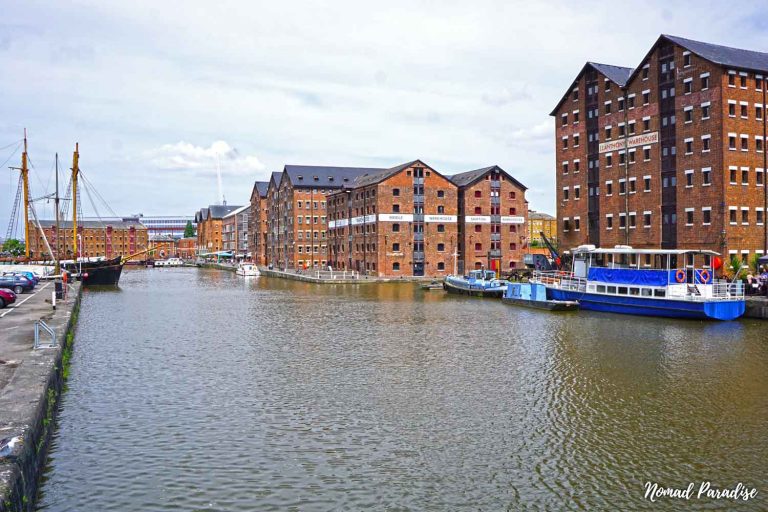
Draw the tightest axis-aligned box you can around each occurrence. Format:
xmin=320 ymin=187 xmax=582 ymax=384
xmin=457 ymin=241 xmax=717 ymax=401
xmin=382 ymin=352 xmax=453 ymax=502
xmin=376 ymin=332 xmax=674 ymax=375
xmin=533 ymin=246 xmax=745 ymax=321
xmin=443 ymin=270 xmax=508 ymax=298
xmin=503 ymin=282 xmax=579 ymax=311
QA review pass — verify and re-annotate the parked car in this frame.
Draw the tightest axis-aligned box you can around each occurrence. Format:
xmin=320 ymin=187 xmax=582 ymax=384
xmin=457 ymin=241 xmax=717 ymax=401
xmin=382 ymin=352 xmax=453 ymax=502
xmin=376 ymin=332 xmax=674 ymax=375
xmin=2 ymin=271 xmax=38 ymax=286
xmin=0 ymin=288 xmax=16 ymax=308
xmin=0 ymin=275 xmax=34 ymax=294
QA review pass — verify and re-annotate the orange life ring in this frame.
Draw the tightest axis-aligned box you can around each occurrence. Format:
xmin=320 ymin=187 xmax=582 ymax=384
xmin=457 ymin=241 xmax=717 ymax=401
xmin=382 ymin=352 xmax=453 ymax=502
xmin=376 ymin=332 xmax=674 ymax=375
xmin=699 ymin=269 xmax=710 ymax=283
xmin=675 ymin=269 xmax=686 ymax=283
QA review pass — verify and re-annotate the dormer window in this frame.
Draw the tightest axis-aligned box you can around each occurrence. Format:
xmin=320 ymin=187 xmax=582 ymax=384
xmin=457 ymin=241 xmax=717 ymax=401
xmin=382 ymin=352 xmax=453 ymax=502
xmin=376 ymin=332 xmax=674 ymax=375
xmin=328 ymin=176 xmax=334 ymax=182
xmin=313 ymin=176 xmax=319 ymax=181
xmin=297 ymin=175 xmax=303 ymax=180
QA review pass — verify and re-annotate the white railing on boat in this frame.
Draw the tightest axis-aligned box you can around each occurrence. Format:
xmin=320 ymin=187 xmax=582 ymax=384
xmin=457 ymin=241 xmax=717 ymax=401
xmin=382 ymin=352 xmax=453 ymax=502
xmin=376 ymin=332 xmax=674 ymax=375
xmin=532 ymin=271 xmax=744 ymax=301
xmin=712 ymin=280 xmax=745 ymax=299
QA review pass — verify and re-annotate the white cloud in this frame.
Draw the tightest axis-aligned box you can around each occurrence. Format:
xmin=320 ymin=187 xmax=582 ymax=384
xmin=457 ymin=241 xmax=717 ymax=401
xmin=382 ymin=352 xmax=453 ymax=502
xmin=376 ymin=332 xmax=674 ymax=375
xmin=146 ymin=140 xmax=265 ymax=176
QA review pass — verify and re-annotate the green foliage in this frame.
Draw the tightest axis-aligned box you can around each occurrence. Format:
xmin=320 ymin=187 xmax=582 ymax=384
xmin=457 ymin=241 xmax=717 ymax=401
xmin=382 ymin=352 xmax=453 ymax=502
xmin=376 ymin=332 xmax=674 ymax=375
xmin=2 ymin=238 xmax=25 ymax=256
xmin=750 ymin=253 xmax=762 ymax=273
xmin=728 ymin=255 xmax=747 ymax=279
xmin=184 ymin=220 xmax=196 ymax=238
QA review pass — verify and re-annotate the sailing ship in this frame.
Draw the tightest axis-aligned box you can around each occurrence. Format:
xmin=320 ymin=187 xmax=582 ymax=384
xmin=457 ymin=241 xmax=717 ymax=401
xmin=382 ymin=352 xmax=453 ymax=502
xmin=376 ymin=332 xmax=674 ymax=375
xmin=5 ymin=131 xmax=148 ymax=286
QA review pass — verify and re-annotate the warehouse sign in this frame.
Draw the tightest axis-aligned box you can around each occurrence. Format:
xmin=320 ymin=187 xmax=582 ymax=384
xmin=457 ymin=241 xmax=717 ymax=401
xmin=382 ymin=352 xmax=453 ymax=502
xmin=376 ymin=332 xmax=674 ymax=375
xmin=378 ymin=214 xmax=414 ymax=222
xmin=598 ymin=131 xmax=659 ymax=154
xmin=424 ymin=215 xmax=457 ymax=223
xmin=465 ymin=215 xmax=491 ymax=224
xmin=501 ymin=216 xmax=525 ymax=224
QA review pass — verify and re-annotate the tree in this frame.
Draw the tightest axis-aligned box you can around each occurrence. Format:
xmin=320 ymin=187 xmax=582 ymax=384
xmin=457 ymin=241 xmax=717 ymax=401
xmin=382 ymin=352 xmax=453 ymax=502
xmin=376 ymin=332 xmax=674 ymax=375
xmin=2 ymin=239 xmax=25 ymax=256
xmin=184 ymin=220 xmax=195 ymax=238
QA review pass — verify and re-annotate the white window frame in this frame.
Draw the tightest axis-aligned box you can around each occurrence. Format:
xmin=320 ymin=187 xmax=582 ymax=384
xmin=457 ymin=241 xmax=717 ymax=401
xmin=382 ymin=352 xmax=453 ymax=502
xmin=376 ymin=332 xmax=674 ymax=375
xmin=701 ymin=206 xmax=712 ymax=226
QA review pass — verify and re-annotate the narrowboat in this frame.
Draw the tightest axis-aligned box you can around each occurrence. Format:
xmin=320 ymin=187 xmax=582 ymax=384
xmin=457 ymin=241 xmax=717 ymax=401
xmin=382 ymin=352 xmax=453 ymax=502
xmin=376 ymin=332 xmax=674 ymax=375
xmin=532 ymin=245 xmax=745 ymax=320
xmin=443 ymin=270 xmax=508 ymax=298
xmin=503 ymin=281 xmax=579 ymax=311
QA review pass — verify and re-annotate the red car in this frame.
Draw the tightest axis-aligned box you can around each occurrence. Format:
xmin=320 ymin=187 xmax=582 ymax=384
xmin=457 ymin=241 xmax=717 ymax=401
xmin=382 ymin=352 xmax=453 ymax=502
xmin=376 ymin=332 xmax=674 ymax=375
xmin=0 ymin=288 xmax=16 ymax=309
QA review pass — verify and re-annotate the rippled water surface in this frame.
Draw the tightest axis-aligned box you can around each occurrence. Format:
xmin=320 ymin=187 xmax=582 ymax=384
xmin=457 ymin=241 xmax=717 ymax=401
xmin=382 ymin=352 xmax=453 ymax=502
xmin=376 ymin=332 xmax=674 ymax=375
xmin=37 ymin=268 xmax=768 ymax=511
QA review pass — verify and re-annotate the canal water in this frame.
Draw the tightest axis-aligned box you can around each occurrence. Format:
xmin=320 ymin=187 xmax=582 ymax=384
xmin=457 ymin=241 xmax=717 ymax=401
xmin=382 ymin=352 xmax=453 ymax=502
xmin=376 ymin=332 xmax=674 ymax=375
xmin=37 ymin=268 xmax=768 ymax=511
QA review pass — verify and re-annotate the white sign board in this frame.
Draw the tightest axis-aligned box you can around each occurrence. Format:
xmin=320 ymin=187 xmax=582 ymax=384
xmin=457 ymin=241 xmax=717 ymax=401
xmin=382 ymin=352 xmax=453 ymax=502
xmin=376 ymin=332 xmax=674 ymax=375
xmin=378 ymin=214 xmax=414 ymax=222
xmin=501 ymin=216 xmax=525 ymax=224
xmin=424 ymin=215 xmax=457 ymax=223
xmin=598 ymin=131 xmax=659 ymax=154
xmin=465 ymin=215 xmax=491 ymax=224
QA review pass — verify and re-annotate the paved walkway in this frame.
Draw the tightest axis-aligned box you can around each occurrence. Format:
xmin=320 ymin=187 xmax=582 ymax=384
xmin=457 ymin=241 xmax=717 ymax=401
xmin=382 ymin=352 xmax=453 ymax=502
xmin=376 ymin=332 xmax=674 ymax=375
xmin=0 ymin=282 xmax=74 ymax=395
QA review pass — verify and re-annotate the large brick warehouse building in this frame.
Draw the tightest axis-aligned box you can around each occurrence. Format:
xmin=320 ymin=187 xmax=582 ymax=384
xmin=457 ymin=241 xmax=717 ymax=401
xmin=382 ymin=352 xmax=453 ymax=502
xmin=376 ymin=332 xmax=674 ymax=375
xmin=242 ymin=160 xmax=528 ymax=277
xmin=553 ymin=34 xmax=768 ymax=267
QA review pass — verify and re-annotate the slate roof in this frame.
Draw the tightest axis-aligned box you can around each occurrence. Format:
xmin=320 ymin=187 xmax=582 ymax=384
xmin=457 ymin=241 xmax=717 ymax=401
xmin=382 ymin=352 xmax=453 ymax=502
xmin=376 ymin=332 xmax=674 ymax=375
xmin=550 ymin=61 xmax=633 ymax=115
xmin=350 ymin=160 xmax=419 ymax=188
xmin=282 ymin=165 xmax=384 ymax=188
xmin=222 ymin=204 xmax=250 ymax=218
xmin=449 ymin=165 xmax=528 ymax=191
xmin=254 ymin=181 xmax=269 ymax=198
xmin=36 ymin=220 xmax=146 ymax=229
xmin=195 ymin=204 xmax=242 ymax=222
xmin=529 ymin=211 xmax=555 ymax=220
xmin=664 ymin=34 xmax=768 ymax=73
xmin=588 ymin=62 xmax=633 ymax=87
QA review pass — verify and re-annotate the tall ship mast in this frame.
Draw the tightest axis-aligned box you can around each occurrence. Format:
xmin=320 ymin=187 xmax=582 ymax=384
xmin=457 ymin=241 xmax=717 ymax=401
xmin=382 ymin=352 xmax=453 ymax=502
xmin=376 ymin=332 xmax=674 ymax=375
xmin=60 ymin=143 xmax=126 ymax=286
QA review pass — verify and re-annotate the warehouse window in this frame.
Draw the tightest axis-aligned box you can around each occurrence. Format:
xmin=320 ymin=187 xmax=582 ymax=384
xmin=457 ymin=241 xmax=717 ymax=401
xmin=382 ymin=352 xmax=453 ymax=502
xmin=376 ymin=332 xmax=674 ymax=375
xmin=392 ymin=262 xmax=400 ymax=271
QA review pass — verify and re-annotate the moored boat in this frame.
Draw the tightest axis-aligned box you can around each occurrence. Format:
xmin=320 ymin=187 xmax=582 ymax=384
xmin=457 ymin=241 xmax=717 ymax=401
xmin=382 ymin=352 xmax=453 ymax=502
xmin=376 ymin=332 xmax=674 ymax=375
xmin=503 ymin=281 xmax=579 ymax=311
xmin=154 ymin=257 xmax=183 ymax=267
xmin=532 ymin=245 xmax=745 ymax=320
xmin=236 ymin=262 xmax=260 ymax=276
xmin=63 ymin=256 xmax=124 ymax=286
xmin=443 ymin=270 xmax=508 ymax=298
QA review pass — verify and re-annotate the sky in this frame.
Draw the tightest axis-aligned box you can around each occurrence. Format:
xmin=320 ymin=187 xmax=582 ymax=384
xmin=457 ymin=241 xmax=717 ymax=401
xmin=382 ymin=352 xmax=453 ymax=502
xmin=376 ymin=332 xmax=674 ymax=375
xmin=2 ymin=0 xmax=768 ymax=234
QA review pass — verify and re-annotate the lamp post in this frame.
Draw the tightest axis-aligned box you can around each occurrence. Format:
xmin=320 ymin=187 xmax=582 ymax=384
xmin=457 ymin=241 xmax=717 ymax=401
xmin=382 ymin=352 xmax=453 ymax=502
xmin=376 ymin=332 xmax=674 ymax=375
xmin=77 ymin=234 xmax=83 ymax=276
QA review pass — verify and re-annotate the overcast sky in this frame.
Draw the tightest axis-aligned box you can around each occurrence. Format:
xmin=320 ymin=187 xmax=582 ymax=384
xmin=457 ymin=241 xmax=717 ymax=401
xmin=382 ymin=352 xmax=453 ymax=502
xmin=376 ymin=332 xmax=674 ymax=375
xmin=2 ymin=0 xmax=768 ymax=233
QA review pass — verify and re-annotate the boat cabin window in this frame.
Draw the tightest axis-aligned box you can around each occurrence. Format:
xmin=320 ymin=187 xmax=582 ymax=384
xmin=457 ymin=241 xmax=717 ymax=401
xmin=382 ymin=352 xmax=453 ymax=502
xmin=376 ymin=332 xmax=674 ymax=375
xmin=686 ymin=253 xmax=694 ymax=268
xmin=669 ymin=255 xmax=678 ymax=269
xmin=702 ymin=254 xmax=711 ymax=268
xmin=653 ymin=289 xmax=666 ymax=297
xmin=629 ymin=287 xmax=640 ymax=296
xmin=618 ymin=286 xmax=628 ymax=295
xmin=641 ymin=288 xmax=653 ymax=297
xmin=484 ymin=270 xmax=496 ymax=280
xmin=644 ymin=254 xmax=652 ymax=267
xmin=607 ymin=286 xmax=617 ymax=294
xmin=596 ymin=285 xmax=606 ymax=293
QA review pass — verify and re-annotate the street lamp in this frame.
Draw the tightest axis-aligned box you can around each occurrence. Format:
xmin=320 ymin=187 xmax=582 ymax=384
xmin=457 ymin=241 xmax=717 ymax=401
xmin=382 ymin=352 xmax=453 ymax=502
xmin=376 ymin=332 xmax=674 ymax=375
xmin=77 ymin=234 xmax=83 ymax=276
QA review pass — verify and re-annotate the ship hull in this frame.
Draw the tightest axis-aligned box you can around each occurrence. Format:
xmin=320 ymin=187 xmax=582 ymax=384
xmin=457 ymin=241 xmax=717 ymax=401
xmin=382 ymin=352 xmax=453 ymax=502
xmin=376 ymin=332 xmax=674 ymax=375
xmin=65 ymin=256 xmax=124 ymax=286
xmin=547 ymin=289 xmax=744 ymax=320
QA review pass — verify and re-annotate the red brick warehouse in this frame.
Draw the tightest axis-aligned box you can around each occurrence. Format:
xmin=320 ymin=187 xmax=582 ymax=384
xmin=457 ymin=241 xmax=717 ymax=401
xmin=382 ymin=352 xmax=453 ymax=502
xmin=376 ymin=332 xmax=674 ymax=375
xmin=552 ymin=34 xmax=768 ymax=268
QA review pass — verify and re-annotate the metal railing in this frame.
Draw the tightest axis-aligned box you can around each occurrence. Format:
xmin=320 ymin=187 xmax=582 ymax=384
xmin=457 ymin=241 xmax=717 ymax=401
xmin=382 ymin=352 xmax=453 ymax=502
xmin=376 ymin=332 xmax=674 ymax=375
xmin=712 ymin=279 xmax=745 ymax=299
xmin=533 ymin=270 xmax=587 ymax=291
xmin=34 ymin=320 xmax=56 ymax=349
xmin=283 ymin=269 xmax=360 ymax=280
